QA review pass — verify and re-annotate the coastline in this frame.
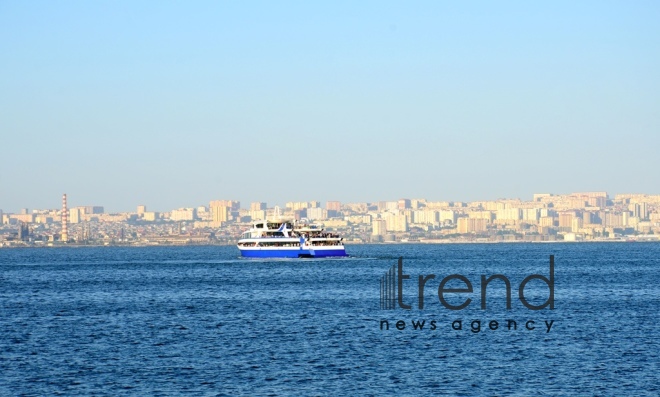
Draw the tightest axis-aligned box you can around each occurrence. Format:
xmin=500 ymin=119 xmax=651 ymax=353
xmin=2 ymin=238 xmax=659 ymax=249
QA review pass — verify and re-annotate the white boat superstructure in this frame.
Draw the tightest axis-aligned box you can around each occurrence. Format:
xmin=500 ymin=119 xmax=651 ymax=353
xmin=237 ymin=219 xmax=347 ymax=258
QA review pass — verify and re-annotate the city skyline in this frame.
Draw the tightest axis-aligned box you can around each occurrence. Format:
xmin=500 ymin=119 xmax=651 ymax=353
xmin=3 ymin=189 xmax=660 ymax=215
xmin=2 ymin=2 xmax=659 ymax=212
xmin=3 ymin=190 xmax=659 ymax=248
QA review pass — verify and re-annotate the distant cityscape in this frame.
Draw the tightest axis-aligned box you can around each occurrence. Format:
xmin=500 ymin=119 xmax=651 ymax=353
xmin=1 ymin=192 xmax=659 ymax=247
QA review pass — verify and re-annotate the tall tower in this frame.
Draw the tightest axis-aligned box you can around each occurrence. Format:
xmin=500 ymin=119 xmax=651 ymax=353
xmin=61 ymin=194 xmax=68 ymax=242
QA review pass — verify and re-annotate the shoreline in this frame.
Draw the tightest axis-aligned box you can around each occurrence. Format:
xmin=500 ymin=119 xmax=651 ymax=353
xmin=1 ymin=238 xmax=659 ymax=249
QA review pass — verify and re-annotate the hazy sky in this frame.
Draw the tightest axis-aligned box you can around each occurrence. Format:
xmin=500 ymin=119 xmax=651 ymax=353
xmin=1 ymin=1 xmax=659 ymax=213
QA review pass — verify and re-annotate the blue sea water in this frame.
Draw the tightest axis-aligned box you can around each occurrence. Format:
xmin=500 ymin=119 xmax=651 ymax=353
xmin=1 ymin=243 xmax=658 ymax=395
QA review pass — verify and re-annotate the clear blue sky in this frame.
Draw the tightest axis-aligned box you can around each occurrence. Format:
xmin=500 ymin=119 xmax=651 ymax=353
xmin=1 ymin=1 xmax=659 ymax=212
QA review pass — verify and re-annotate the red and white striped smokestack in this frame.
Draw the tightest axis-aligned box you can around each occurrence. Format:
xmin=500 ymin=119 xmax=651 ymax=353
xmin=62 ymin=193 xmax=68 ymax=242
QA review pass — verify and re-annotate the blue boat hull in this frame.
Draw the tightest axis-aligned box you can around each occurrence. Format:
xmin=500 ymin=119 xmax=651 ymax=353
xmin=239 ymin=248 xmax=347 ymax=258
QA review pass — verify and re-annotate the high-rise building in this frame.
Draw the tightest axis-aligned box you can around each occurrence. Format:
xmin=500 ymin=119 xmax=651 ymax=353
xmin=522 ymin=209 xmax=540 ymax=222
xmin=558 ymin=212 xmax=574 ymax=231
xmin=574 ymin=192 xmax=608 ymax=199
xmin=469 ymin=211 xmax=494 ymax=221
xmin=18 ymin=221 xmax=30 ymax=241
xmin=137 ymin=205 xmax=147 ymax=215
xmin=398 ymin=199 xmax=411 ymax=210
xmin=457 ymin=218 xmax=487 ymax=234
xmin=410 ymin=199 xmax=424 ymax=210
xmin=210 ymin=200 xmax=240 ymax=211
xmin=210 ymin=202 xmax=229 ymax=225
xmin=69 ymin=208 xmax=81 ymax=224
xmin=413 ymin=210 xmax=438 ymax=224
xmin=372 ymin=219 xmax=387 ymax=236
xmin=439 ymin=210 xmax=456 ymax=224
xmin=82 ymin=206 xmax=104 ymax=215
xmin=286 ymin=201 xmax=309 ymax=211
xmin=533 ymin=193 xmax=552 ymax=202
xmin=250 ymin=210 xmax=266 ymax=220
xmin=61 ymin=194 xmax=68 ymax=243
xmin=622 ymin=211 xmax=630 ymax=227
xmin=385 ymin=201 xmax=398 ymax=211
xmin=382 ymin=211 xmax=408 ymax=232
xmin=250 ymin=202 xmax=267 ymax=211
xmin=571 ymin=218 xmax=583 ymax=233
xmin=604 ymin=213 xmax=624 ymax=227
xmin=12 ymin=213 xmax=34 ymax=223
xmin=632 ymin=203 xmax=649 ymax=220
xmin=497 ymin=208 xmax=522 ymax=221
xmin=143 ymin=212 xmax=159 ymax=221
xmin=326 ymin=201 xmax=341 ymax=211
xmin=539 ymin=216 xmax=555 ymax=227
xmin=170 ymin=208 xmax=196 ymax=221
xmin=307 ymin=207 xmax=327 ymax=220
xmin=587 ymin=197 xmax=607 ymax=208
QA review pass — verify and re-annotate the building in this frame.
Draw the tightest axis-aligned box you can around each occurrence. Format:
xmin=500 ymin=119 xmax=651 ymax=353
xmin=286 ymin=201 xmax=309 ymax=211
xmin=143 ymin=212 xmax=159 ymax=221
xmin=439 ymin=210 xmax=456 ymax=225
xmin=250 ymin=202 xmax=267 ymax=211
xmin=69 ymin=208 xmax=81 ymax=224
xmin=426 ymin=201 xmax=451 ymax=209
xmin=81 ymin=206 xmax=104 ymax=215
xmin=587 ymin=197 xmax=607 ymax=208
xmin=558 ymin=213 xmax=575 ymax=232
xmin=210 ymin=202 xmax=229 ymax=225
xmin=250 ymin=210 xmax=266 ymax=220
xmin=522 ymin=209 xmax=540 ymax=222
xmin=170 ymin=208 xmax=196 ymax=221
xmin=631 ymin=203 xmax=649 ymax=220
xmin=12 ymin=213 xmax=34 ymax=223
xmin=533 ymin=193 xmax=552 ymax=202
xmin=574 ymin=192 xmax=608 ymax=198
xmin=539 ymin=216 xmax=555 ymax=227
xmin=469 ymin=211 xmax=494 ymax=222
xmin=137 ymin=205 xmax=147 ymax=215
xmin=326 ymin=201 xmax=341 ymax=211
xmin=497 ymin=208 xmax=522 ymax=221
xmin=210 ymin=200 xmax=240 ymax=211
xmin=603 ymin=213 xmax=624 ymax=227
xmin=382 ymin=211 xmax=408 ymax=232
xmin=457 ymin=218 xmax=488 ymax=234
xmin=385 ymin=201 xmax=399 ymax=211
xmin=307 ymin=207 xmax=327 ymax=220
xmin=410 ymin=199 xmax=424 ymax=209
xmin=571 ymin=218 xmax=583 ymax=233
xmin=372 ymin=219 xmax=387 ymax=236
xmin=18 ymin=221 xmax=30 ymax=241
xmin=413 ymin=210 xmax=438 ymax=224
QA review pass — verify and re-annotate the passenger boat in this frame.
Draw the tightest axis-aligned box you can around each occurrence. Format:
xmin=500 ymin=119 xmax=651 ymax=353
xmin=237 ymin=219 xmax=347 ymax=258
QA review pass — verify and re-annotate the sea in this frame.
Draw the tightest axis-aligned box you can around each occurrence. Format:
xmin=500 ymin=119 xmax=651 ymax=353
xmin=1 ymin=243 xmax=658 ymax=396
